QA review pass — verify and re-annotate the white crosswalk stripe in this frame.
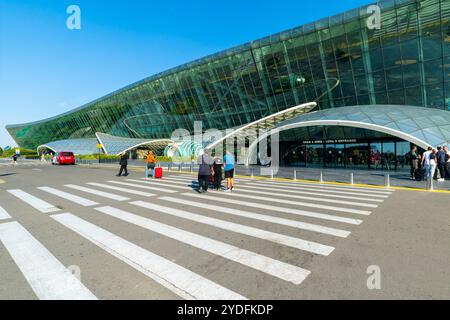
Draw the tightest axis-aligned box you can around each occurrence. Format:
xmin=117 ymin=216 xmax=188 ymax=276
xmin=131 ymin=200 xmax=335 ymax=256
xmin=64 ymin=184 xmax=130 ymax=201
xmin=95 ymin=206 xmax=311 ymax=285
xmin=0 ymin=221 xmax=97 ymax=300
xmin=222 ymin=188 xmax=378 ymax=208
xmin=243 ymin=182 xmax=389 ymax=198
xmin=234 ymin=184 xmax=384 ymax=202
xmin=51 ymin=213 xmax=246 ymax=300
xmin=7 ymin=189 xmax=60 ymax=213
xmin=86 ymin=182 xmax=155 ymax=197
xmin=182 ymin=192 xmax=364 ymax=224
xmin=0 ymin=206 xmax=12 ymax=220
xmin=160 ymin=196 xmax=351 ymax=238
xmin=206 ymin=192 xmax=372 ymax=215
xmin=108 ymin=180 xmax=178 ymax=193
xmin=248 ymin=180 xmax=394 ymax=194
xmin=38 ymin=187 xmax=99 ymax=207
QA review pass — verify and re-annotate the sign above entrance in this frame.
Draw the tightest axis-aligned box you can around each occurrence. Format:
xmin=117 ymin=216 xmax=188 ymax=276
xmin=301 ymin=139 xmax=357 ymax=145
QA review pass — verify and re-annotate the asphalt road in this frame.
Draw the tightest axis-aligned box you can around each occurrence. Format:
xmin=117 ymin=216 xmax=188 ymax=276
xmin=0 ymin=163 xmax=449 ymax=300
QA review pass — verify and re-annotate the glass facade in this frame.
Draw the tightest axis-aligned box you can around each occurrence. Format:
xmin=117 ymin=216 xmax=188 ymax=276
xmin=6 ymin=0 xmax=450 ymax=151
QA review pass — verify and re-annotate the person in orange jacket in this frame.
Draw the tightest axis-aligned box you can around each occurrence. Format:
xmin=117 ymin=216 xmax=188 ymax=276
xmin=146 ymin=150 xmax=157 ymax=178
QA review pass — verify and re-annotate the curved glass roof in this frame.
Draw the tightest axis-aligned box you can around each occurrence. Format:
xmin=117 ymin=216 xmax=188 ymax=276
xmin=37 ymin=138 xmax=99 ymax=155
xmin=278 ymin=105 xmax=450 ymax=148
xmin=96 ymin=133 xmax=173 ymax=155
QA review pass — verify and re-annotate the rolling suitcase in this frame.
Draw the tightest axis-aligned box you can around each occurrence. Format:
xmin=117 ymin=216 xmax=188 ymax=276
xmin=153 ymin=167 xmax=163 ymax=179
xmin=415 ymin=168 xmax=424 ymax=181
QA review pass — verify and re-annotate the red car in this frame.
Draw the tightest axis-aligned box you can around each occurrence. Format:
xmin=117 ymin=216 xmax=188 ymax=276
xmin=52 ymin=152 xmax=76 ymax=165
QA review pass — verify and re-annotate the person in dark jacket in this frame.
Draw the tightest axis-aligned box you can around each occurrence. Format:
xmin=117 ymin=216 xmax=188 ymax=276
xmin=197 ymin=149 xmax=213 ymax=193
xmin=117 ymin=152 xmax=129 ymax=177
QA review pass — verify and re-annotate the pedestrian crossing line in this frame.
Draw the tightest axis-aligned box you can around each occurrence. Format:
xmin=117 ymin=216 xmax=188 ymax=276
xmin=0 ymin=206 xmax=12 ymax=220
xmin=86 ymin=182 xmax=155 ymax=197
xmin=0 ymin=221 xmax=97 ymax=300
xmin=250 ymin=180 xmax=393 ymax=195
xmin=64 ymin=184 xmax=130 ymax=201
xmin=108 ymin=180 xmax=179 ymax=194
xmin=51 ymin=213 xmax=246 ymax=300
xmin=134 ymin=179 xmax=193 ymax=190
xmin=95 ymin=206 xmax=311 ymax=285
xmin=227 ymin=188 xmax=378 ymax=208
xmin=141 ymin=178 xmax=195 ymax=187
xmin=130 ymin=201 xmax=335 ymax=256
xmin=7 ymin=189 xmax=61 ymax=214
xmin=244 ymin=183 xmax=389 ymax=199
xmin=182 ymin=193 xmax=364 ymax=224
xmin=237 ymin=184 xmax=384 ymax=202
xmin=213 ymin=192 xmax=372 ymax=215
xmin=160 ymin=197 xmax=351 ymax=238
xmin=38 ymin=187 xmax=99 ymax=207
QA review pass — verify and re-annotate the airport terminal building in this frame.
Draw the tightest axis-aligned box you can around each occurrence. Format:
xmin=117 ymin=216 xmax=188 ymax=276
xmin=6 ymin=0 xmax=450 ymax=170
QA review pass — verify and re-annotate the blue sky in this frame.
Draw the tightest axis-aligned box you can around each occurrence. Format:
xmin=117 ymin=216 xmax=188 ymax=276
xmin=0 ymin=0 xmax=371 ymax=148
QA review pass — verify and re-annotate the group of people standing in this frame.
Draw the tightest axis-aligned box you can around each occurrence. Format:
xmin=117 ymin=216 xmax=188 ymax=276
xmin=197 ymin=150 xmax=235 ymax=193
xmin=409 ymin=145 xmax=450 ymax=182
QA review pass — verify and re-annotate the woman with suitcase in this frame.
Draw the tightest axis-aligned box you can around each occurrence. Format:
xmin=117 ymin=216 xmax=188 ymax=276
xmin=145 ymin=150 xmax=157 ymax=178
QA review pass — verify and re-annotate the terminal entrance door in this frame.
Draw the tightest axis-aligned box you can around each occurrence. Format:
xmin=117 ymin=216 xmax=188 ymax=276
xmin=324 ymin=144 xmax=346 ymax=168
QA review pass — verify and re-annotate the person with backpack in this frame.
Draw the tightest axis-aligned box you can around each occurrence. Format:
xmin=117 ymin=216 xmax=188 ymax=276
xmin=436 ymin=146 xmax=446 ymax=181
xmin=197 ymin=149 xmax=213 ymax=193
xmin=145 ymin=150 xmax=157 ymax=178
xmin=116 ymin=152 xmax=129 ymax=177
xmin=422 ymin=147 xmax=436 ymax=182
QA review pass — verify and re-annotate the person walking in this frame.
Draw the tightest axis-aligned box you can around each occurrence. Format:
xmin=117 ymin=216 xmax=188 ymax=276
xmin=117 ymin=152 xmax=129 ymax=177
xmin=436 ymin=146 xmax=446 ymax=181
xmin=409 ymin=146 xmax=419 ymax=180
xmin=444 ymin=145 xmax=450 ymax=179
xmin=12 ymin=154 xmax=18 ymax=165
xmin=422 ymin=147 xmax=432 ymax=182
xmin=224 ymin=150 xmax=235 ymax=192
xmin=145 ymin=150 xmax=157 ymax=178
xmin=212 ymin=157 xmax=224 ymax=191
xmin=197 ymin=149 xmax=213 ymax=193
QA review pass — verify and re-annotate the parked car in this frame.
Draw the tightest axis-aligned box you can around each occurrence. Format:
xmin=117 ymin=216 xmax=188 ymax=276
xmin=52 ymin=152 xmax=76 ymax=165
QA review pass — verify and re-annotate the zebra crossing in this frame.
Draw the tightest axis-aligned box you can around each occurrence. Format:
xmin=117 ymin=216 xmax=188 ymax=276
xmin=0 ymin=173 xmax=394 ymax=300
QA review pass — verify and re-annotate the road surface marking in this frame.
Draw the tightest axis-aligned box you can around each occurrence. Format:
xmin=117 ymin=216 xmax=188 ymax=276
xmin=108 ymin=180 xmax=178 ymax=193
xmin=226 ymin=188 xmax=378 ymax=208
xmin=0 ymin=221 xmax=97 ymax=300
xmin=131 ymin=200 xmax=334 ymax=256
xmin=237 ymin=184 xmax=384 ymax=202
xmin=95 ymin=206 xmax=310 ymax=285
xmin=64 ymin=184 xmax=130 ymax=201
xmin=243 ymin=182 xmax=389 ymax=198
xmin=38 ymin=187 xmax=99 ymax=207
xmin=51 ymin=213 xmax=246 ymax=300
xmin=133 ymin=179 xmax=192 ymax=189
xmin=7 ymin=189 xmax=60 ymax=213
xmin=215 ymin=192 xmax=372 ymax=216
xmin=183 ymin=193 xmax=365 ymax=223
xmin=86 ymin=182 xmax=155 ymax=197
xmin=0 ymin=206 xmax=12 ymax=220
xmin=160 ymin=196 xmax=350 ymax=238
xmin=250 ymin=180 xmax=393 ymax=194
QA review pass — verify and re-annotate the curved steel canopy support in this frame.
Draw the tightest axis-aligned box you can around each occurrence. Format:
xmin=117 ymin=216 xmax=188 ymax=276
xmin=205 ymin=102 xmax=318 ymax=150
xmin=246 ymin=120 xmax=432 ymax=165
